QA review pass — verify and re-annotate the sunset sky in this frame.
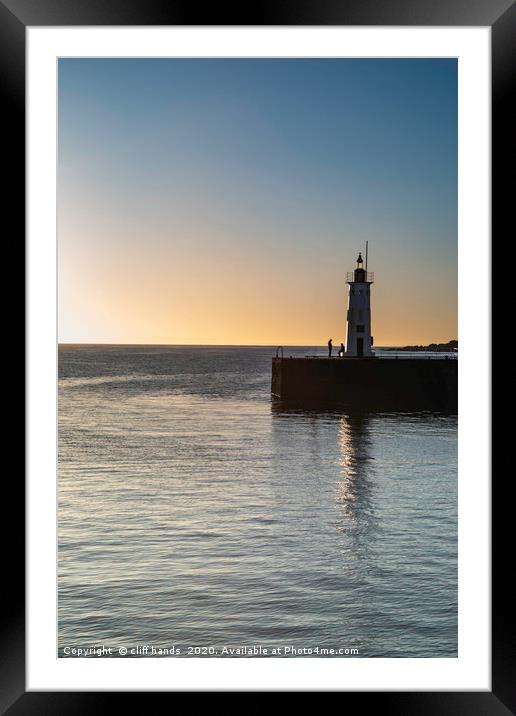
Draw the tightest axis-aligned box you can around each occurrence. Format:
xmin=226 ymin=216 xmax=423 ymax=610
xmin=58 ymin=58 xmax=457 ymax=346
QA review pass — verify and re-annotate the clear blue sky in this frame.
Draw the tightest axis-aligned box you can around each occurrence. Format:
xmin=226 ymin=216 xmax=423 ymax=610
xmin=58 ymin=58 xmax=457 ymax=345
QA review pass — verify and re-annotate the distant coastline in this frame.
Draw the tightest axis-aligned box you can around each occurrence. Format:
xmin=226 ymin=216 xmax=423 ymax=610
xmin=381 ymin=340 xmax=458 ymax=352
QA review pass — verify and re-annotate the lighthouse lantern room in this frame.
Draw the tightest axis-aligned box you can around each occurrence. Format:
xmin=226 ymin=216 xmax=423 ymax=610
xmin=345 ymin=249 xmax=374 ymax=357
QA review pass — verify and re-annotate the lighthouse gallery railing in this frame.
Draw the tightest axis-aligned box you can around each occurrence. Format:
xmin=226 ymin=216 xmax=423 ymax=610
xmin=346 ymin=271 xmax=374 ymax=283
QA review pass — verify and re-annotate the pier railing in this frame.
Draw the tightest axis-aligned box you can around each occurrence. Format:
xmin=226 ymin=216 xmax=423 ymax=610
xmin=273 ymin=351 xmax=457 ymax=360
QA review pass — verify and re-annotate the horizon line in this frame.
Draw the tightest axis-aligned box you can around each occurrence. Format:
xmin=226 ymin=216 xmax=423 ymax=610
xmin=58 ymin=339 xmax=458 ymax=348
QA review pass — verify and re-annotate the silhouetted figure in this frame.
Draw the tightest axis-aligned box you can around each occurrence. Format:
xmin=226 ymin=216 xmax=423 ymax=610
xmin=328 ymin=338 xmax=333 ymax=358
xmin=339 ymin=343 xmax=345 ymax=357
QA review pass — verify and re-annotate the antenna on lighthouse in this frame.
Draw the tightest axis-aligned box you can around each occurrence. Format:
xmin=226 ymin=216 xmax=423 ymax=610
xmin=365 ymin=241 xmax=369 ymax=271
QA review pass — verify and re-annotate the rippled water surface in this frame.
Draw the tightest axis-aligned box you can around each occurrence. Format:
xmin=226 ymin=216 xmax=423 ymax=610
xmin=58 ymin=345 xmax=457 ymax=657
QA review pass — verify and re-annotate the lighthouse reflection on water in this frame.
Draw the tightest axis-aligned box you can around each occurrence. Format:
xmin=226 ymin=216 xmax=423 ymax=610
xmin=336 ymin=413 xmax=376 ymax=546
xmin=270 ymin=405 xmax=378 ymax=543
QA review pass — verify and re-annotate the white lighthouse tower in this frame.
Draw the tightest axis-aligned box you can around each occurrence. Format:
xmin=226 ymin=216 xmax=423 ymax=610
xmin=345 ymin=250 xmax=374 ymax=357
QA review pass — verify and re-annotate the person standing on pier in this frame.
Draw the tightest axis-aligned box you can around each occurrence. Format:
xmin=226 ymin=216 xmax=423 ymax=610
xmin=339 ymin=343 xmax=345 ymax=357
xmin=328 ymin=338 xmax=333 ymax=358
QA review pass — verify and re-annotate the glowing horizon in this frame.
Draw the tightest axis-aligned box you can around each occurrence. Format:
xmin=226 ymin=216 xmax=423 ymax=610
xmin=58 ymin=58 xmax=457 ymax=347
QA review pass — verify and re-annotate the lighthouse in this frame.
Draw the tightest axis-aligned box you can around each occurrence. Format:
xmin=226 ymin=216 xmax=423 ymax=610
xmin=345 ymin=251 xmax=374 ymax=357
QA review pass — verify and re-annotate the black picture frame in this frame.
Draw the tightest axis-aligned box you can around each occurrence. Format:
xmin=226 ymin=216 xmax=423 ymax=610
xmin=7 ymin=0 xmax=509 ymax=709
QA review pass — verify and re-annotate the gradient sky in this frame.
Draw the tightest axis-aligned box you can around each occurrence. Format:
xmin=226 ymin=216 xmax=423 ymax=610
xmin=58 ymin=58 xmax=457 ymax=346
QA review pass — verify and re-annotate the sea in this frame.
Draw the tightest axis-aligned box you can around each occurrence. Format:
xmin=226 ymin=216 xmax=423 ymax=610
xmin=58 ymin=345 xmax=457 ymax=658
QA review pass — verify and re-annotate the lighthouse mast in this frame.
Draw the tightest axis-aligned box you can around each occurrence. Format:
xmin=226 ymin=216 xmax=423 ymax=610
xmin=345 ymin=250 xmax=374 ymax=357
